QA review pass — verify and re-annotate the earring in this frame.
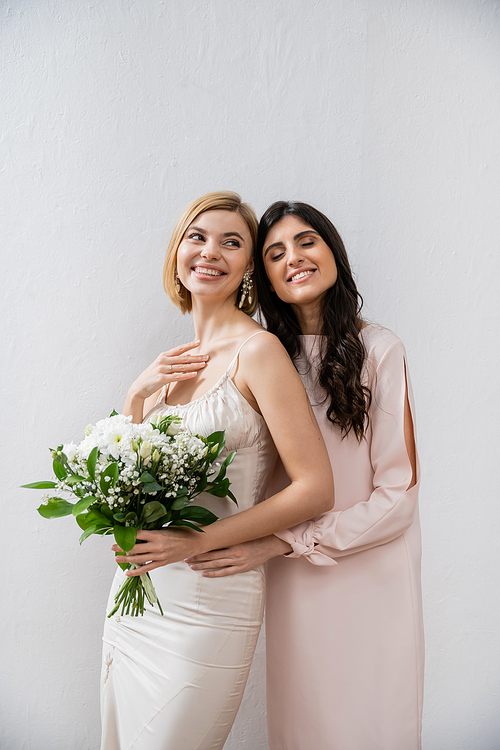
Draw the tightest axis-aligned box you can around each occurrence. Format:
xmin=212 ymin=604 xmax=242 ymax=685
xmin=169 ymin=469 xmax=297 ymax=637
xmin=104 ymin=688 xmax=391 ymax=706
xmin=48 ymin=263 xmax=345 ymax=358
xmin=238 ymin=272 xmax=253 ymax=309
xmin=174 ymin=271 xmax=182 ymax=294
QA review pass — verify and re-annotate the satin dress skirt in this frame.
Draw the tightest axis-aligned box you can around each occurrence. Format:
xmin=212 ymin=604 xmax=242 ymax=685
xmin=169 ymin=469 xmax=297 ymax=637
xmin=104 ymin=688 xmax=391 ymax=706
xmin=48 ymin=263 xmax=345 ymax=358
xmin=101 ymin=562 xmax=265 ymax=750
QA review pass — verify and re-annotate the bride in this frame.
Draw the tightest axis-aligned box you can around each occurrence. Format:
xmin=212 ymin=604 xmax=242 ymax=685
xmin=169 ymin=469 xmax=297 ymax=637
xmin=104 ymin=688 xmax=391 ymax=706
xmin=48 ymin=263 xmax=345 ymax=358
xmin=100 ymin=191 xmax=334 ymax=750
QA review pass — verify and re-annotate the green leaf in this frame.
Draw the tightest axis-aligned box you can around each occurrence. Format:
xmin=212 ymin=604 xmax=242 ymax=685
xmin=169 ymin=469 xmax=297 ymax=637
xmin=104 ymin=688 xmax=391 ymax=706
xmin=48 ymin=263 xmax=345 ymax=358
xmin=99 ymin=462 xmax=119 ymax=496
xmin=78 ymin=521 xmax=111 ymax=544
xmin=226 ymin=488 xmax=238 ymax=505
xmin=65 ymin=474 xmax=87 ymax=486
xmin=72 ymin=496 xmax=97 ymax=516
xmin=141 ymin=501 xmax=167 ymax=524
xmin=87 ymin=447 xmax=99 ymax=481
xmin=168 ymin=519 xmax=204 ymax=532
xmin=139 ymin=471 xmax=156 ymax=483
xmin=37 ymin=499 xmax=74 ymax=519
xmin=144 ymin=511 xmax=171 ymax=528
xmin=142 ymin=481 xmax=162 ymax=493
xmin=205 ymin=451 xmax=236 ymax=489
xmin=52 ymin=459 xmax=67 ymax=481
xmin=76 ymin=508 xmax=112 ymax=530
xmin=171 ymin=496 xmax=190 ymax=510
xmin=100 ymin=504 xmax=114 ymax=521
xmin=109 ymin=409 xmax=119 ymax=417
xmin=194 ymin=475 xmax=207 ymax=494
xmin=114 ymin=524 xmax=137 ymax=553
xmin=21 ymin=481 xmax=57 ymax=490
xmin=206 ymin=478 xmax=231 ymax=498
xmin=206 ymin=431 xmax=226 ymax=460
xmin=216 ymin=451 xmax=236 ymax=481
xmin=182 ymin=506 xmax=218 ymax=525
xmin=79 ymin=524 xmax=100 ymax=544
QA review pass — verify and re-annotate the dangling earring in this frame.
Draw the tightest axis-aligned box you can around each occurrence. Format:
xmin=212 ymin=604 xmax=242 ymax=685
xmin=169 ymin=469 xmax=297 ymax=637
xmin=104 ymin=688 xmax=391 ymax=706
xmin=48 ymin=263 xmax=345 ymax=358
xmin=238 ymin=271 xmax=253 ymax=309
xmin=174 ymin=270 xmax=182 ymax=294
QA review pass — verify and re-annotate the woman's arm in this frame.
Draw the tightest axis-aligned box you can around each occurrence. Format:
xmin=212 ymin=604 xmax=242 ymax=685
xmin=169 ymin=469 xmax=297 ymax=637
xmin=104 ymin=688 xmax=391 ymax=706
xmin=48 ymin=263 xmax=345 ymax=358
xmin=115 ymin=333 xmax=334 ymax=574
xmin=186 ymin=536 xmax=292 ymax=576
xmin=272 ymin=339 xmax=420 ymax=565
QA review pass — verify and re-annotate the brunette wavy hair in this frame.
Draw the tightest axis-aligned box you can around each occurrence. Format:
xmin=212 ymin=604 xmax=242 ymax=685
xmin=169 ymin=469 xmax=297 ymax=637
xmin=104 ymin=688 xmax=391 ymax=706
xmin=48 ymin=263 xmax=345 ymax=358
xmin=255 ymin=201 xmax=371 ymax=440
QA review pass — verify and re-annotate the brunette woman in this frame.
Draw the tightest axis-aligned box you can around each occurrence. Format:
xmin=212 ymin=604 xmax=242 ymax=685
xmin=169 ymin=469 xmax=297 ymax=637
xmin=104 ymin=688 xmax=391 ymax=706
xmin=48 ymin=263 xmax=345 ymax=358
xmin=188 ymin=201 xmax=424 ymax=750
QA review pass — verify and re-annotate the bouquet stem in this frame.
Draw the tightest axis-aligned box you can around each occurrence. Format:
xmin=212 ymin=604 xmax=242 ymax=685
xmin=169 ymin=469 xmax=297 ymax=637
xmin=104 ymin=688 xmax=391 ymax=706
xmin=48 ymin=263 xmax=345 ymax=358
xmin=107 ymin=564 xmax=164 ymax=618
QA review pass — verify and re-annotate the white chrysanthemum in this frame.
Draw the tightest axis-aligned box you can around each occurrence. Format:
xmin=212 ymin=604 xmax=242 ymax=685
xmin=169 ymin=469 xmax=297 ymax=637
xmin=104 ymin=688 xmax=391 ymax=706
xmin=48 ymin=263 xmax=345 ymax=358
xmin=78 ymin=434 xmax=97 ymax=461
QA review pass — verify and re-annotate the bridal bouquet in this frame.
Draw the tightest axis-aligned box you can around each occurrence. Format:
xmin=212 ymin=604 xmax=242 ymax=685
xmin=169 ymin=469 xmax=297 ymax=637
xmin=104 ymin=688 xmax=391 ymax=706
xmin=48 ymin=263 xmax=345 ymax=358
xmin=24 ymin=412 xmax=236 ymax=617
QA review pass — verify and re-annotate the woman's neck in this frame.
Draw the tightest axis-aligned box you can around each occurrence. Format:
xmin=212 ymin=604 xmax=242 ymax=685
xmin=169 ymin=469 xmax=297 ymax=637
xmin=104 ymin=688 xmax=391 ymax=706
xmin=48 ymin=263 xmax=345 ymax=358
xmin=291 ymin=300 xmax=322 ymax=335
xmin=191 ymin=296 xmax=250 ymax=347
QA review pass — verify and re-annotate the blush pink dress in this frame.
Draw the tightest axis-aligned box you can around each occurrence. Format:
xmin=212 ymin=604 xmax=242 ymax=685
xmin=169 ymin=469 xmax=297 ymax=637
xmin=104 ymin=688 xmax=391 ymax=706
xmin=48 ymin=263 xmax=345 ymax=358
xmin=266 ymin=324 xmax=424 ymax=750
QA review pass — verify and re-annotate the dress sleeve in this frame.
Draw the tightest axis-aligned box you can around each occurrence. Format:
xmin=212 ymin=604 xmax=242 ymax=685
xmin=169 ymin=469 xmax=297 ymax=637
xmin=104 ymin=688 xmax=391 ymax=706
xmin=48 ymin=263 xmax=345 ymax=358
xmin=274 ymin=339 xmax=420 ymax=566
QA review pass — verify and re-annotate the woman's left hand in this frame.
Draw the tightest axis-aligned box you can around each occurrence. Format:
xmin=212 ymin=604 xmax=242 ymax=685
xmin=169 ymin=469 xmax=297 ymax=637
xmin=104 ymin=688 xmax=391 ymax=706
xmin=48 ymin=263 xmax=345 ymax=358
xmin=185 ymin=536 xmax=292 ymax=577
xmin=113 ymin=528 xmax=205 ymax=576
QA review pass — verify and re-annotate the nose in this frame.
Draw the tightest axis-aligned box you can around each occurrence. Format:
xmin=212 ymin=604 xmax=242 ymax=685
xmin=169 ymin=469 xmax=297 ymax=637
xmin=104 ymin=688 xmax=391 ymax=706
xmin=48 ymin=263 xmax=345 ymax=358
xmin=200 ymin=239 xmax=221 ymax=260
xmin=286 ymin=246 xmax=304 ymax=267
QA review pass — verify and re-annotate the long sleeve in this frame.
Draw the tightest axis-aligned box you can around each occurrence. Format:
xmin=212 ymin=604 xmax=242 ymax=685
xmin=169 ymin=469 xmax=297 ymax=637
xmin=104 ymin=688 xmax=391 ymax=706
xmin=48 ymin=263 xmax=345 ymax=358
xmin=275 ymin=338 xmax=420 ymax=566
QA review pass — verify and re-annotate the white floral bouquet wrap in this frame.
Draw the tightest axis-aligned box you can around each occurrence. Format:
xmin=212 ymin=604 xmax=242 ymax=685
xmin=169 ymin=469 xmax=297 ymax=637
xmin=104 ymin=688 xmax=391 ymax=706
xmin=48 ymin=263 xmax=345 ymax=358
xmin=24 ymin=412 xmax=236 ymax=617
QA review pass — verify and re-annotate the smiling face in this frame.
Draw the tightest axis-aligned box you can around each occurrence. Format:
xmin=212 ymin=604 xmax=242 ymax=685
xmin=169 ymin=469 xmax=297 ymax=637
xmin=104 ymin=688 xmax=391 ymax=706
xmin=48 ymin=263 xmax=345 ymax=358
xmin=176 ymin=209 xmax=254 ymax=307
xmin=262 ymin=214 xmax=338 ymax=309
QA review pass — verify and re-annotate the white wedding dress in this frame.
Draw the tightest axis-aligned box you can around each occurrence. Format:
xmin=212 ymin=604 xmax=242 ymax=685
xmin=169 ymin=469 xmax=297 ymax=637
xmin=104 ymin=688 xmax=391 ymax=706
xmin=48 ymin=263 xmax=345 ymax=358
xmin=100 ymin=331 xmax=277 ymax=750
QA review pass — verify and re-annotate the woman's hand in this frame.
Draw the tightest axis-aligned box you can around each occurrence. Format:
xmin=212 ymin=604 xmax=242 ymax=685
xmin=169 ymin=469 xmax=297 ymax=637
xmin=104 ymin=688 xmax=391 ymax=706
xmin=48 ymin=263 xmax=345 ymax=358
xmin=113 ymin=528 xmax=208 ymax=576
xmin=184 ymin=536 xmax=292 ymax=577
xmin=123 ymin=340 xmax=208 ymax=422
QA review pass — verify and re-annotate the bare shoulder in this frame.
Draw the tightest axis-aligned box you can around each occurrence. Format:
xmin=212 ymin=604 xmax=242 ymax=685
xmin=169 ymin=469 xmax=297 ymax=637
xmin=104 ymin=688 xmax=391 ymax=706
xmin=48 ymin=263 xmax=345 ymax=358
xmin=238 ymin=329 xmax=291 ymax=366
xmin=237 ymin=330 xmax=305 ymax=402
xmin=232 ymin=329 xmax=302 ymax=412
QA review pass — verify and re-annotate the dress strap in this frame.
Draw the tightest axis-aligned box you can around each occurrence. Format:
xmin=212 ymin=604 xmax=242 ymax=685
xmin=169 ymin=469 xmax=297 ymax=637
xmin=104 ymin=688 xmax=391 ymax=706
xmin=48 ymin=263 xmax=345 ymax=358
xmin=226 ymin=330 xmax=270 ymax=375
xmin=155 ymin=385 xmax=167 ymax=405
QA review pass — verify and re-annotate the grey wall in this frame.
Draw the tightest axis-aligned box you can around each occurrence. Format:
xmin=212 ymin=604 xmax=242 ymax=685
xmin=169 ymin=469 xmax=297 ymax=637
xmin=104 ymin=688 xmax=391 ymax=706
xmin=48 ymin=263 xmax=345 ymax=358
xmin=2 ymin=1 xmax=499 ymax=748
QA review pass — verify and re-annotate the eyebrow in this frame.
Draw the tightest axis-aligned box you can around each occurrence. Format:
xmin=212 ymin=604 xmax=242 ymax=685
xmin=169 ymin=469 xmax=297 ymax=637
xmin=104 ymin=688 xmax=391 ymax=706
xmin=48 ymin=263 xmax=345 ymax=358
xmin=264 ymin=230 xmax=320 ymax=256
xmin=187 ymin=225 xmax=246 ymax=242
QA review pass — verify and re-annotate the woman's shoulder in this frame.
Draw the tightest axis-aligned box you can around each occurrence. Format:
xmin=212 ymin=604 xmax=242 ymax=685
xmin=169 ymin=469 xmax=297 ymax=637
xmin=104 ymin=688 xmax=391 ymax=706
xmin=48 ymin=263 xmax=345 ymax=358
xmin=361 ymin=323 xmax=407 ymax=368
xmin=238 ymin=327 xmax=288 ymax=362
xmin=235 ymin=327 xmax=296 ymax=383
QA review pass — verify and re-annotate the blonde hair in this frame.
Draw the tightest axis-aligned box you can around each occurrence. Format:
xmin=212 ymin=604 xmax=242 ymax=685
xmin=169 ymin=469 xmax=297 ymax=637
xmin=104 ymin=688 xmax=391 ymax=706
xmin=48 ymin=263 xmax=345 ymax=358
xmin=163 ymin=191 xmax=258 ymax=315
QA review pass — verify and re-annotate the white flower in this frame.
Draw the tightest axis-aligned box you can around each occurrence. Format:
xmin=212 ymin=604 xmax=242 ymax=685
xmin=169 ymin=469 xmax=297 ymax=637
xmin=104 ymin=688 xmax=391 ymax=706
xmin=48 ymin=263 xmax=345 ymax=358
xmin=166 ymin=422 xmax=182 ymax=436
xmin=139 ymin=441 xmax=152 ymax=459
xmin=63 ymin=443 xmax=78 ymax=462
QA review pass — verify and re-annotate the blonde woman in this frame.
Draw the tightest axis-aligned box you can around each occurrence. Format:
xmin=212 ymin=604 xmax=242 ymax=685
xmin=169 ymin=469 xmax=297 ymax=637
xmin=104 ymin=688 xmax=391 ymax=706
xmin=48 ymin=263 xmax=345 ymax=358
xmin=100 ymin=192 xmax=334 ymax=750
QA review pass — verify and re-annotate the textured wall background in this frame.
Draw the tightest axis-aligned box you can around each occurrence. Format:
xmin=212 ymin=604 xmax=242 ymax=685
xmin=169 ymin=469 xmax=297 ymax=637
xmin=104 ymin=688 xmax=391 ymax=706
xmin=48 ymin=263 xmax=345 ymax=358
xmin=1 ymin=0 xmax=499 ymax=748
